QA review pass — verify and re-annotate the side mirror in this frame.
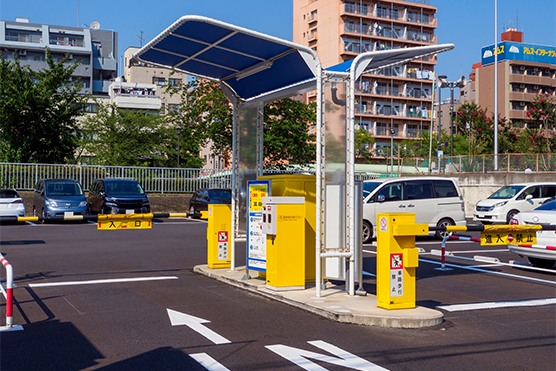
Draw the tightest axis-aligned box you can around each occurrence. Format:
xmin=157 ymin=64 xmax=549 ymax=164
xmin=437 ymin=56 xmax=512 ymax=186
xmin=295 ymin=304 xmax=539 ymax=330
xmin=377 ymin=194 xmax=386 ymax=202
xmin=525 ymin=194 xmax=533 ymax=200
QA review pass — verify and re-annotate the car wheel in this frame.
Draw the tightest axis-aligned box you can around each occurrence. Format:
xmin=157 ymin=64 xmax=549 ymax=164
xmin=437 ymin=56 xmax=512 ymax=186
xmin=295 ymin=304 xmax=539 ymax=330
xmin=435 ymin=218 xmax=454 ymax=240
xmin=528 ymin=257 xmax=555 ymax=269
xmin=506 ymin=210 xmax=519 ymax=224
xmin=362 ymin=220 xmax=373 ymax=244
xmin=189 ymin=205 xmax=197 ymax=218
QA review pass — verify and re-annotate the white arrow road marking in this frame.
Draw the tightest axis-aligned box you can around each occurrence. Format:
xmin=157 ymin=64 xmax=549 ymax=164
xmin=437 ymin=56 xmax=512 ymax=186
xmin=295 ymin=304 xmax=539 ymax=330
xmin=167 ymin=309 xmax=231 ymax=345
xmin=266 ymin=340 xmax=389 ymax=370
xmin=190 ymin=353 xmax=231 ymax=371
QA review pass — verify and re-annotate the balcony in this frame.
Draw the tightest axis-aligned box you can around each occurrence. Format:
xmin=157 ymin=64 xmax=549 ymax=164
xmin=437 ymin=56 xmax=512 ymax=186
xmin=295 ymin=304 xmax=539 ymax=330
xmin=6 ymin=33 xmax=42 ymax=44
xmin=110 ymin=82 xmax=161 ymax=111
xmin=308 ymin=12 xmax=318 ymax=25
xmin=49 ymin=37 xmax=84 ymax=48
xmin=308 ymin=30 xmax=318 ymax=42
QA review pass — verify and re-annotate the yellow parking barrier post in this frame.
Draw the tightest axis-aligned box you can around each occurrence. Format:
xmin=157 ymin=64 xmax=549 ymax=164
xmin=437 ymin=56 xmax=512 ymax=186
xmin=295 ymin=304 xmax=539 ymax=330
xmin=376 ymin=213 xmax=428 ymax=310
xmin=206 ymin=204 xmax=232 ymax=269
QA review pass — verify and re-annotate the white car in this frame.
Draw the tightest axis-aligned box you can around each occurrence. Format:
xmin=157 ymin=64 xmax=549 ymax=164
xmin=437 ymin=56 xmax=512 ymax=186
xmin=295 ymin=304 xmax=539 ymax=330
xmin=509 ymin=200 xmax=556 ymax=268
xmin=0 ymin=189 xmax=26 ymax=218
xmin=474 ymin=183 xmax=556 ymax=224
xmin=362 ymin=177 xmax=466 ymax=242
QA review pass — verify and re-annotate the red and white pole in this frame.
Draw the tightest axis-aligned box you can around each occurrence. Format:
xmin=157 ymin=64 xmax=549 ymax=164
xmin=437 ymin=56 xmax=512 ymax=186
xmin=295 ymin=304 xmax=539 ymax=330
xmin=1 ymin=254 xmax=13 ymax=327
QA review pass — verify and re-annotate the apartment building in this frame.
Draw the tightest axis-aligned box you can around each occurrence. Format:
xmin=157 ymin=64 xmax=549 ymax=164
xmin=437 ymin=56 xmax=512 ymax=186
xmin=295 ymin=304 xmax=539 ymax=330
xmin=469 ymin=29 xmax=556 ymax=126
xmin=293 ymin=0 xmax=438 ymax=156
xmin=0 ymin=17 xmax=117 ymax=97
xmin=124 ymin=47 xmax=226 ymax=169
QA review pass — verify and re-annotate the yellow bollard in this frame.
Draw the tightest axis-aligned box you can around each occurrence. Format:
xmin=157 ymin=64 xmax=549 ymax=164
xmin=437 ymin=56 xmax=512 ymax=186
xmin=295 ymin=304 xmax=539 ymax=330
xmin=206 ymin=204 xmax=232 ymax=269
xmin=376 ymin=213 xmax=428 ymax=310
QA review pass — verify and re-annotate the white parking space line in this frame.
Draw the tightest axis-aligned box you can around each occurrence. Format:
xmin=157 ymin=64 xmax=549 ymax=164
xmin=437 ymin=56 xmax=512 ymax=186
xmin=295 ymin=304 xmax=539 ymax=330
xmin=419 ymin=258 xmax=556 ymax=285
xmin=29 ymin=276 xmax=178 ymax=288
xmin=437 ymin=298 xmax=556 ymax=312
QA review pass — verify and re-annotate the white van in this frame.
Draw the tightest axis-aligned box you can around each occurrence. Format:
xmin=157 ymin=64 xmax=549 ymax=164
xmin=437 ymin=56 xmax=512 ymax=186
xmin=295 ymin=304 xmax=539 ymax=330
xmin=362 ymin=177 xmax=466 ymax=243
xmin=473 ymin=183 xmax=556 ymax=224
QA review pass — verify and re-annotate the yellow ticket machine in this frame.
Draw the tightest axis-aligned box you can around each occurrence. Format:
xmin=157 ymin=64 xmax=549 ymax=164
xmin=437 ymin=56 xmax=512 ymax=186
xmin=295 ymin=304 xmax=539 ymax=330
xmin=376 ymin=213 xmax=428 ymax=309
xmin=262 ymin=197 xmax=305 ymax=291
xmin=206 ymin=204 xmax=232 ymax=269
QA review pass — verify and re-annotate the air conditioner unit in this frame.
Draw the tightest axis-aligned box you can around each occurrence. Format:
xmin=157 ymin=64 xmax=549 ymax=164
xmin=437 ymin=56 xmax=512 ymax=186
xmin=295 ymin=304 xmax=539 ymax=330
xmin=519 ymin=84 xmax=525 ymax=88
xmin=519 ymin=102 xmax=526 ymax=106
xmin=519 ymin=66 xmax=526 ymax=70
xmin=18 ymin=50 xmax=27 ymax=56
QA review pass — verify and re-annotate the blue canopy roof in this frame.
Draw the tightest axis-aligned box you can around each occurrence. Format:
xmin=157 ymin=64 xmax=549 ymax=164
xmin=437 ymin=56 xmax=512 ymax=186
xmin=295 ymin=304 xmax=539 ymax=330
xmin=134 ymin=16 xmax=319 ymax=101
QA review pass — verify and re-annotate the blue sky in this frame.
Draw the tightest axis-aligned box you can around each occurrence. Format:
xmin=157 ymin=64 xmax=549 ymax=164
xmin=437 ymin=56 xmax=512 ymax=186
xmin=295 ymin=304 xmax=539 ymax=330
xmin=1 ymin=0 xmax=555 ymax=83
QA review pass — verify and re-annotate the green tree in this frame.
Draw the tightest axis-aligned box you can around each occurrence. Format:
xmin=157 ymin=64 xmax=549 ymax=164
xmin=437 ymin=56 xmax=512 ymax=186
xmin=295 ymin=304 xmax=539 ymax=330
xmin=452 ymin=103 xmax=494 ymax=156
xmin=81 ymin=102 xmax=173 ymax=167
xmin=165 ymin=79 xmax=233 ymax=164
xmin=354 ymin=127 xmax=375 ymax=163
xmin=525 ymin=93 xmax=556 ymax=153
xmin=166 ymin=79 xmax=318 ymax=167
xmin=0 ymin=49 xmax=88 ymax=163
xmin=263 ymin=98 xmax=316 ymax=168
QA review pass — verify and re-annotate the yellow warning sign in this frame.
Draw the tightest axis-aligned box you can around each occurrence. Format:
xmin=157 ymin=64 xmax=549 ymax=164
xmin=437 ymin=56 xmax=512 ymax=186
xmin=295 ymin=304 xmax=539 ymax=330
xmin=480 ymin=231 xmax=536 ymax=246
xmin=249 ymin=184 xmax=268 ymax=212
xmin=97 ymin=219 xmax=152 ymax=230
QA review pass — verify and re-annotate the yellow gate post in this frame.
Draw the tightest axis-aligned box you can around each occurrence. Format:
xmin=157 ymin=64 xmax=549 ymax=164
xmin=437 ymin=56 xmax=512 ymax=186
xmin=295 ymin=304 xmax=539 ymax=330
xmin=207 ymin=204 xmax=232 ymax=269
xmin=376 ymin=213 xmax=428 ymax=310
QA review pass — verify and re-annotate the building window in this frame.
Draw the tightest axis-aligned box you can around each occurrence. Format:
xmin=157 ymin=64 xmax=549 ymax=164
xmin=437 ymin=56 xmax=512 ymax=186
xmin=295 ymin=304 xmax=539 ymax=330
xmin=153 ymin=77 xmax=166 ymax=86
xmin=168 ymin=78 xmax=181 ymax=86
xmin=376 ymin=122 xmax=389 ymax=136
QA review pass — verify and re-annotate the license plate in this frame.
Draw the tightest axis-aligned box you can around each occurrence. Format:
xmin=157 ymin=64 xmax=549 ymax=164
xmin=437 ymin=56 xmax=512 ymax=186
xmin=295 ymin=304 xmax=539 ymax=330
xmin=126 ymin=209 xmax=134 ymax=214
xmin=64 ymin=211 xmax=74 ymax=216
xmin=478 ymin=214 xmax=485 ymax=218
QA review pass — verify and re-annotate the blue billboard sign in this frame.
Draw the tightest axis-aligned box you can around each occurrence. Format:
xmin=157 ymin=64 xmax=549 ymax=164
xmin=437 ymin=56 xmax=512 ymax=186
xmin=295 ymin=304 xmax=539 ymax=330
xmin=481 ymin=41 xmax=556 ymax=66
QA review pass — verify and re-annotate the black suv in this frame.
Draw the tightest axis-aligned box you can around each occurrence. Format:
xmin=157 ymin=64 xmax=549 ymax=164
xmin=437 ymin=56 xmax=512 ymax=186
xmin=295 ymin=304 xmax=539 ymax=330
xmin=88 ymin=179 xmax=150 ymax=215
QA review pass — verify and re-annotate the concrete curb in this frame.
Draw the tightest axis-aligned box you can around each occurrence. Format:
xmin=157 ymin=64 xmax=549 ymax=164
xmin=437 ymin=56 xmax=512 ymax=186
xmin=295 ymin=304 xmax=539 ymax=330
xmin=194 ymin=265 xmax=444 ymax=329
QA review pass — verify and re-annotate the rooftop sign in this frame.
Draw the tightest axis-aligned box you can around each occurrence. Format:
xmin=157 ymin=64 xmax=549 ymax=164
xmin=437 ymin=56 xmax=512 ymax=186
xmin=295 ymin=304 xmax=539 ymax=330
xmin=482 ymin=41 xmax=556 ymax=66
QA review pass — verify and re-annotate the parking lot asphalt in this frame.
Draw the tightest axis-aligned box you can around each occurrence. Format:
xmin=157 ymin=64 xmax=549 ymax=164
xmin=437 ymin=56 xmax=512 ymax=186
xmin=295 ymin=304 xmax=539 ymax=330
xmin=0 ymin=218 xmax=554 ymax=370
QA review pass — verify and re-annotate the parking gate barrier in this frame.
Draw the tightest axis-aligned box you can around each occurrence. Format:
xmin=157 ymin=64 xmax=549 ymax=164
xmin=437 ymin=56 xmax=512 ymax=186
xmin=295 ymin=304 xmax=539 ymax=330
xmin=376 ymin=213 xmax=428 ymax=310
xmin=0 ymin=213 xmax=192 ymax=225
xmin=0 ymin=253 xmax=14 ymax=328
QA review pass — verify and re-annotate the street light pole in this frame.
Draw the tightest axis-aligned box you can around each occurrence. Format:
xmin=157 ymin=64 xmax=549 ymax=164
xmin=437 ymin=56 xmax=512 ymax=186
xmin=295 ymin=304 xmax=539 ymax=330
xmin=450 ymin=87 xmax=455 ymax=157
xmin=390 ymin=127 xmax=395 ymax=176
xmin=176 ymin=126 xmax=182 ymax=167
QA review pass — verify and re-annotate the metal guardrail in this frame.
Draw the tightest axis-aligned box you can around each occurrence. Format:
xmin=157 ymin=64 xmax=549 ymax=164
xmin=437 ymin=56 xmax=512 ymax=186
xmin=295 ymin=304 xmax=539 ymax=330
xmin=0 ymin=163 xmax=232 ymax=193
xmin=0 ymin=163 xmax=386 ymax=193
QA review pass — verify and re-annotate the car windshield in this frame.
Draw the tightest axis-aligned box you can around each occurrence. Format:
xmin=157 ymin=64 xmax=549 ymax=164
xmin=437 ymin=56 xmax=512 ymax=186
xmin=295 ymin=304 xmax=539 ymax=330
xmin=105 ymin=181 xmax=144 ymax=196
xmin=0 ymin=190 xmax=19 ymax=198
xmin=46 ymin=182 xmax=83 ymax=196
xmin=363 ymin=182 xmax=382 ymax=199
xmin=535 ymin=200 xmax=556 ymax=211
xmin=488 ymin=185 xmax=525 ymax=199
xmin=208 ymin=189 xmax=231 ymax=200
